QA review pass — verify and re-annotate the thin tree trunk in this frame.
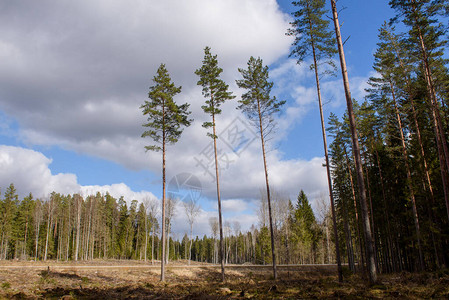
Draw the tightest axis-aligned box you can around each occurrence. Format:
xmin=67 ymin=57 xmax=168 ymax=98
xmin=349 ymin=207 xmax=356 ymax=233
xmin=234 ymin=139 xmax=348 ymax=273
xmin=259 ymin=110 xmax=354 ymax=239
xmin=152 ymin=223 xmax=155 ymax=265
xmin=385 ymin=27 xmax=440 ymax=217
xmin=373 ymin=144 xmax=397 ymax=272
xmin=325 ymin=219 xmax=330 ymax=263
xmin=212 ymin=110 xmax=226 ymax=282
xmin=256 ymin=98 xmax=277 ymax=280
xmin=330 ymin=0 xmax=377 ymax=283
xmin=235 ymin=236 xmax=238 ymax=264
xmin=166 ymin=221 xmax=170 ymax=264
xmin=23 ymin=220 xmax=28 ymax=259
xmin=285 ymin=223 xmax=290 ymax=265
xmin=57 ymin=220 xmax=61 ymax=261
xmin=85 ymin=200 xmax=92 ymax=261
xmin=342 ymin=204 xmax=355 ymax=272
xmin=160 ymin=103 xmax=167 ymax=281
xmin=0 ymin=233 xmax=4 ymax=260
xmin=188 ymin=223 xmax=193 ymax=265
xmin=66 ymin=202 xmax=71 ymax=261
xmin=309 ymin=21 xmax=343 ymax=281
xmin=35 ymin=221 xmax=40 ymax=261
xmin=344 ymin=149 xmax=366 ymax=273
xmin=44 ymin=200 xmax=52 ymax=261
xmin=410 ymin=0 xmax=449 ymax=221
xmin=75 ymin=196 xmax=81 ymax=262
xmin=389 ymin=80 xmax=424 ymax=270
xmin=144 ymin=214 xmax=148 ymax=262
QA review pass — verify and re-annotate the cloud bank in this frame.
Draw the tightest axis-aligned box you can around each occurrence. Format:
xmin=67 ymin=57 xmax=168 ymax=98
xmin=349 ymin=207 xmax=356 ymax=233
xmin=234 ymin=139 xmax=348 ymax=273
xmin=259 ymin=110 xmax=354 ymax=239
xmin=0 ymin=0 xmax=369 ymax=227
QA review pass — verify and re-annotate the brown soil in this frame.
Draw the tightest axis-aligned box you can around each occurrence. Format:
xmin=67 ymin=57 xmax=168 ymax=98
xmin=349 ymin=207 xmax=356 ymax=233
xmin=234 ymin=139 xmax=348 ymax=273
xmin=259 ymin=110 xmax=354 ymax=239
xmin=0 ymin=260 xmax=447 ymax=299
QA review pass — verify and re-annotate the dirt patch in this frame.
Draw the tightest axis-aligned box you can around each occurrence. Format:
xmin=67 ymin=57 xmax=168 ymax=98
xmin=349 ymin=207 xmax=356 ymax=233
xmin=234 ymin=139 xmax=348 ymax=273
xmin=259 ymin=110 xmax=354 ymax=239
xmin=0 ymin=261 xmax=448 ymax=299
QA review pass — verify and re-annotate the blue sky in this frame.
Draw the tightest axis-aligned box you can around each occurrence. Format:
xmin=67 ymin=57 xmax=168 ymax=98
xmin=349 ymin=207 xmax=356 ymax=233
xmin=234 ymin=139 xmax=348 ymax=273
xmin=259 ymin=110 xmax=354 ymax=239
xmin=0 ymin=0 xmax=397 ymax=235
xmin=276 ymin=0 xmax=394 ymax=160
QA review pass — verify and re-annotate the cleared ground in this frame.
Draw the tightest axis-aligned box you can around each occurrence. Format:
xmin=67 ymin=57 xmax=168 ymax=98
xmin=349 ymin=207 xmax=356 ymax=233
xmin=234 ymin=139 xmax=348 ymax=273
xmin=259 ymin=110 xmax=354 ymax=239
xmin=0 ymin=260 xmax=448 ymax=299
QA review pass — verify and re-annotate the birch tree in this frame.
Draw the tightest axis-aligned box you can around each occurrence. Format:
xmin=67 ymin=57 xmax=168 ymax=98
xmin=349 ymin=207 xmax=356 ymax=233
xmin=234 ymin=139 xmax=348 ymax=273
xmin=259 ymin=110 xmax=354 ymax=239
xmin=182 ymin=198 xmax=200 ymax=265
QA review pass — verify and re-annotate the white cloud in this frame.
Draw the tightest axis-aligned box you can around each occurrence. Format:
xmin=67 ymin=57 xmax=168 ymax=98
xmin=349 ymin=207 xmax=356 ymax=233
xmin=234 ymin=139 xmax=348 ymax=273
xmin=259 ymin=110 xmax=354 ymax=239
xmin=0 ymin=145 xmax=80 ymax=198
xmin=0 ymin=145 xmax=258 ymax=237
xmin=0 ymin=0 xmax=373 ymax=227
xmin=221 ymin=199 xmax=249 ymax=213
xmin=0 ymin=0 xmax=296 ymax=183
xmin=0 ymin=145 xmax=158 ymax=202
xmin=0 ymin=145 xmax=332 ymax=238
xmin=0 ymin=0 xmax=291 ymax=149
xmin=80 ymin=183 xmax=157 ymax=203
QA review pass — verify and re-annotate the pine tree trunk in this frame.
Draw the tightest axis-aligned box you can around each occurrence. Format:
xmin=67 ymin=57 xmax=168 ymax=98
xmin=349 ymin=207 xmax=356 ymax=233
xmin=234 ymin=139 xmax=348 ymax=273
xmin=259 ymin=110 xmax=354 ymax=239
xmin=373 ymin=145 xmax=397 ymax=272
xmin=342 ymin=203 xmax=355 ymax=272
xmin=23 ymin=220 xmax=28 ymax=259
xmin=325 ymin=220 xmax=330 ymax=263
xmin=330 ymin=0 xmax=377 ymax=283
xmin=212 ymin=110 xmax=226 ymax=282
xmin=410 ymin=0 xmax=449 ymax=221
xmin=361 ymin=152 xmax=380 ymax=271
xmin=75 ymin=196 xmax=81 ymax=261
xmin=66 ymin=202 xmax=71 ymax=261
xmin=44 ymin=201 xmax=51 ymax=261
xmin=189 ymin=223 xmax=193 ymax=265
xmin=256 ymin=98 xmax=277 ymax=280
xmin=35 ymin=220 xmax=40 ymax=261
xmin=57 ymin=220 xmax=61 ymax=261
xmin=85 ymin=201 xmax=92 ymax=261
xmin=235 ymin=237 xmax=238 ymax=264
xmin=160 ymin=103 xmax=167 ymax=281
xmin=385 ymin=27 xmax=440 ymax=220
xmin=166 ymin=221 xmax=170 ymax=264
xmin=144 ymin=215 xmax=148 ymax=262
xmin=389 ymin=80 xmax=424 ymax=270
xmin=152 ymin=224 xmax=155 ymax=265
xmin=344 ymin=148 xmax=366 ymax=273
xmin=309 ymin=25 xmax=343 ymax=281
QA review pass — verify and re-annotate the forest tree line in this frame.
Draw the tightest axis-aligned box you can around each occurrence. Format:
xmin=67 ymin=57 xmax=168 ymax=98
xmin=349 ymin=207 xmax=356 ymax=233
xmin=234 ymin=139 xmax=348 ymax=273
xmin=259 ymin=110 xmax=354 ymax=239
xmin=324 ymin=0 xmax=449 ymax=274
xmin=0 ymin=183 xmax=335 ymax=266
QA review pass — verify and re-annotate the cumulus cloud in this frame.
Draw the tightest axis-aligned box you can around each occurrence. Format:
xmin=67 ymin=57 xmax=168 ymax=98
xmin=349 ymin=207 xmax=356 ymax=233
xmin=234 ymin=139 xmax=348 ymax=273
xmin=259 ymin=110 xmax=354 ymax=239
xmin=0 ymin=0 xmax=362 ymax=221
xmin=0 ymin=145 xmax=158 ymax=202
xmin=221 ymin=199 xmax=249 ymax=213
xmin=0 ymin=0 xmax=292 ymax=168
xmin=0 ymin=145 xmax=80 ymax=197
xmin=0 ymin=145 xmax=258 ymax=237
xmin=80 ymin=183 xmax=157 ymax=203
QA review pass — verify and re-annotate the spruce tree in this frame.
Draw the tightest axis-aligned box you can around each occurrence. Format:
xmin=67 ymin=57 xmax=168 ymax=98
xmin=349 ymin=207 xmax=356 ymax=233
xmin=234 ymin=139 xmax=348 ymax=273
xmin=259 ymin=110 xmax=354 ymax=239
xmin=294 ymin=190 xmax=317 ymax=261
xmin=141 ymin=63 xmax=192 ymax=281
xmin=0 ymin=184 xmax=18 ymax=259
xmin=14 ymin=193 xmax=34 ymax=259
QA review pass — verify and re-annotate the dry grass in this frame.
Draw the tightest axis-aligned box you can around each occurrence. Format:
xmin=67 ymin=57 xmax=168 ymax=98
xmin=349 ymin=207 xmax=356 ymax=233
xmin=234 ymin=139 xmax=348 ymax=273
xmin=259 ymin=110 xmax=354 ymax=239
xmin=0 ymin=260 xmax=447 ymax=299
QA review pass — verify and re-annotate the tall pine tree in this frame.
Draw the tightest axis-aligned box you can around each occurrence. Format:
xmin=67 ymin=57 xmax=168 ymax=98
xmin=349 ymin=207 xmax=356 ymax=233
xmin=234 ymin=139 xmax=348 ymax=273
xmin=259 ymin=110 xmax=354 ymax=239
xmin=236 ymin=56 xmax=285 ymax=279
xmin=195 ymin=46 xmax=234 ymax=282
xmin=141 ymin=64 xmax=192 ymax=281
xmin=330 ymin=0 xmax=377 ymax=283
xmin=288 ymin=0 xmax=342 ymax=281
